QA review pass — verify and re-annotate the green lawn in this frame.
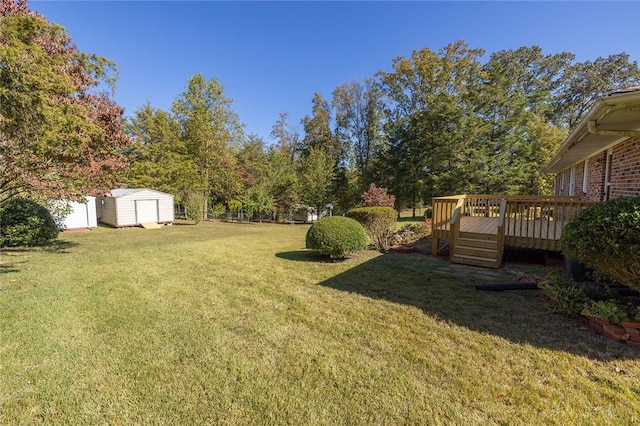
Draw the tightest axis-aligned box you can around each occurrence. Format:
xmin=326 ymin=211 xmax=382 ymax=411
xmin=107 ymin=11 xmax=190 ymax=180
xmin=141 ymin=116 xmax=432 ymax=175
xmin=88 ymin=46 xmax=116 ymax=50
xmin=1 ymin=222 xmax=638 ymax=424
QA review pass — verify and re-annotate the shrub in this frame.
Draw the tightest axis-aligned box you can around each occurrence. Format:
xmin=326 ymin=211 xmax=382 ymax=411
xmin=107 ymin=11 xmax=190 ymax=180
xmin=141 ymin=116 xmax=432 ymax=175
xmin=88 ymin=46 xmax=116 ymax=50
xmin=581 ymin=300 xmax=629 ymax=325
xmin=537 ymin=272 xmax=586 ymax=314
xmin=389 ymin=223 xmax=430 ymax=246
xmin=346 ymin=206 xmax=398 ymax=252
xmin=0 ymin=197 xmax=59 ymax=247
xmin=305 ymin=216 xmax=368 ymax=259
xmin=562 ymin=196 xmax=640 ymax=292
xmin=424 ymin=207 xmax=432 ymax=219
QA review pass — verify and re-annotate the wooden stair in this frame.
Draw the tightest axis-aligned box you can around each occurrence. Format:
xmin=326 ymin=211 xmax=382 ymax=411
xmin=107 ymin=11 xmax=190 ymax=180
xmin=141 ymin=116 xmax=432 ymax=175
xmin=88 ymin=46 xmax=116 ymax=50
xmin=451 ymin=231 xmax=501 ymax=268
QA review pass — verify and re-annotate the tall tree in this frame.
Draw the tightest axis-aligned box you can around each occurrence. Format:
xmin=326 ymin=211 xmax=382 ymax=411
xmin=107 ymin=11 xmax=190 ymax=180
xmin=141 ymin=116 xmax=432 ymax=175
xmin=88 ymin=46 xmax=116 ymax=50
xmin=270 ymin=112 xmax=301 ymax=164
xmin=299 ymin=146 xmax=335 ymax=216
xmin=171 ymin=74 xmax=244 ymax=218
xmin=377 ymin=41 xmax=486 ymax=207
xmin=0 ymin=0 xmax=130 ymax=205
xmin=301 ymin=93 xmax=342 ymax=164
xmin=332 ymin=77 xmax=384 ymax=193
xmin=554 ymin=53 xmax=640 ymax=129
xmin=470 ymin=47 xmax=572 ymax=194
xmin=125 ymin=104 xmax=194 ymax=197
xmin=265 ymin=146 xmax=298 ymax=219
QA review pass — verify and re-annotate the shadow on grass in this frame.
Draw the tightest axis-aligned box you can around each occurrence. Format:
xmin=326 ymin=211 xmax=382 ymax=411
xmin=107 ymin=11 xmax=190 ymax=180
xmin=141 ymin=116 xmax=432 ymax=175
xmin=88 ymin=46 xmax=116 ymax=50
xmin=0 ymin=263 xmax=20 ymax=274
xmin=298 ymin=251 xmax=638 ymax=360
xmin=1 ymin=240 xmax=79 ymax=255
xmin=276 ymin=250 xmax=346 ymax=263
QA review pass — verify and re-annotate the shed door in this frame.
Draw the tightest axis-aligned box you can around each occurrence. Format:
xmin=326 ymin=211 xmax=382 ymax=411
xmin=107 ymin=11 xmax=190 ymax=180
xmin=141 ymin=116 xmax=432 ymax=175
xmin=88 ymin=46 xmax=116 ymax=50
xmin=135 ymin=199 xmax=159 ymax=223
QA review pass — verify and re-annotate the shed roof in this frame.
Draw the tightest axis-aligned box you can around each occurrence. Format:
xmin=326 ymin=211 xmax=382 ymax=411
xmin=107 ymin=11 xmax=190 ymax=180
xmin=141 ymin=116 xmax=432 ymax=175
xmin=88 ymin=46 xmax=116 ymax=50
xmin=108 ymin=188 xmax=173 ymax=198
xmin=546 ymin=87 xmax=640 ymax=173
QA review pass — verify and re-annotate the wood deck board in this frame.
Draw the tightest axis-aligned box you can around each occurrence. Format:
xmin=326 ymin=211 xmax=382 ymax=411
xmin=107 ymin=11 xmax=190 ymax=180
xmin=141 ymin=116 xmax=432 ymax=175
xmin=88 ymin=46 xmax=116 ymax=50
xmin=457 ymin=216 xmax=566 ymax=250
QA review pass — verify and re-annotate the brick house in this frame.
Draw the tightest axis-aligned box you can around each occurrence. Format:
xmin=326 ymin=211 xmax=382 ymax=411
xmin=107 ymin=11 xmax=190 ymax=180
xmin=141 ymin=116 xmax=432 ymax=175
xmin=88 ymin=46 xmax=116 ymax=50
xmin=547 ymin=87 xmax=640 ymax=201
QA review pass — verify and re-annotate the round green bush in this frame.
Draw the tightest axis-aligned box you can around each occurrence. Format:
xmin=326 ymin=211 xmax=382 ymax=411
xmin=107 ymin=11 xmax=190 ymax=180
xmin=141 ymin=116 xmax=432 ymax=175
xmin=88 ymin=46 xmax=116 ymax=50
xmin=346 ymin=206 xmax=398 ymax=252
xmin=305 ymin=216 xmax=368 ymax=259
xmin=0 ymin=197 xmax=59 ymax=247
xmin=562 ymin=196 xmax=640 ymax=292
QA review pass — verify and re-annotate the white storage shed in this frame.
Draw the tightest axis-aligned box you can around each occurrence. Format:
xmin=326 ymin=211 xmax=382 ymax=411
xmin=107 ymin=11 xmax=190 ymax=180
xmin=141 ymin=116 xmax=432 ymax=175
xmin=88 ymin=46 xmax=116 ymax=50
xmin=96 ymin=188 xmax=174 ymax=227
xmin=57 ymin=196 xmax=98 ymax=231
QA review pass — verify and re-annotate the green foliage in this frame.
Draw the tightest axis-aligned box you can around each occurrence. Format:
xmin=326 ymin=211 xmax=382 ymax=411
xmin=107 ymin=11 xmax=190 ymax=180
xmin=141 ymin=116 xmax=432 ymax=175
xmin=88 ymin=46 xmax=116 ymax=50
xmin=244 ymin=186 xmax=275 ymax=221
xmin=305 ymin=216 xmax=368 ymax=259
xmin=210 ymin=203 xmax=227 ymax=219
xmin=346 ymin=206 xmax=398 ymax=252
xmin=0 ymin=6 xmax=130 ymax=205
xmin=424 ymin=207 xmax=432 ymax=219
xmin=562 ymin=196 xmax=640 ymax=292
xmin=0 ymin=197 xmax=59 ymax=247
xmin=184 ymin=191 xmax=206 ymax=224
xmin=299 ymin=146 xmax=336 ymax=214
xmin=537 ymin=273 xmax=586 ymax=314
xmin=581 ymin=301 xmax=629 ymax=325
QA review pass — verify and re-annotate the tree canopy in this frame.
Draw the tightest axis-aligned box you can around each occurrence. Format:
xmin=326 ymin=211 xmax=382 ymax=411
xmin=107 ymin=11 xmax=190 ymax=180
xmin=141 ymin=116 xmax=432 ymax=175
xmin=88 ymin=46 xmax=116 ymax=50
xmin=0 ymin=0 xmax=130 ymax=205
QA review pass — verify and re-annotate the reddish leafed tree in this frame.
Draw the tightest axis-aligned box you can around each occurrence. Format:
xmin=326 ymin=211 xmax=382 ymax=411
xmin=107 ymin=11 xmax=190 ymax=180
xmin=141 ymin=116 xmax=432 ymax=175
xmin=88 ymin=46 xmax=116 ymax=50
xmin=0 ymin=0 xmax=131 ymax=205
xmin=362 ymin=183 xmax=396 ymax=207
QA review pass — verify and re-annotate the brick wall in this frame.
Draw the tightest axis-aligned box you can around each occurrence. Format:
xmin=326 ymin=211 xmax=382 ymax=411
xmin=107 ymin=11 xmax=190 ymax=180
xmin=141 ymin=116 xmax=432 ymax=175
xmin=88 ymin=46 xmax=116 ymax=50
xmin=609 ymin=137 xmax=640 ymax=199
xmin=585 ymin=151 xmax=606 ymax=202
xmin=554 ymin=137 xmax=640 ymax=201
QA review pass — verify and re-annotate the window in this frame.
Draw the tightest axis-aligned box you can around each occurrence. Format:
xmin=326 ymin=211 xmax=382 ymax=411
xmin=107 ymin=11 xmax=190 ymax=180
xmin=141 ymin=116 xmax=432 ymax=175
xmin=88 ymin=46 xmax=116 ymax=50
xmin=569 ymin=166 xmax=576 ymax=196
xmin=582 ymin=159 xmax=589 ymax=193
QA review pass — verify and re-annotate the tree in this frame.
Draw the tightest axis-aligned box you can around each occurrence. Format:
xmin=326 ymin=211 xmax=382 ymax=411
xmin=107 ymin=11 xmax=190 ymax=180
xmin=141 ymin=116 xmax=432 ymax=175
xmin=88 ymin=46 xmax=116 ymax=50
xmin=377 ymin=41 xmax=486 ymax=207
xmin=171 ymin=74 xmax=244 ymax=218
xmin=332 ymin=78 xmax=384 ymax=192
xmin=299 ymin=146 xmax=335 ymax=217
xmin=301 ymin=93 xmax=342 ymax=164
xmin=362 ymin=183 xmax=395 ymax=207
xmin=470 ymin=47 xmax=572 ymax=194
xmin=126 ymin=104 xmax=185 ymax=193
xmin=554 ymin=53 xmax=640 ymax=129
xmin=270 ymin=112 xmax=301 ymax=164
xmin=264 ymin=146 xmax=298 ymax=220
xmin=0 ymin=0 xmax=131 ymax=205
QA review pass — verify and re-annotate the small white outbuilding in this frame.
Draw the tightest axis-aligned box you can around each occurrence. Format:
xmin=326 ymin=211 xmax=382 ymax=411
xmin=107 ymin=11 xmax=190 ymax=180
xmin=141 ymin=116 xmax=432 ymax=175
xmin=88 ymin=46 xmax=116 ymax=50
xmin=96 ymin=188 xmax=174 ymax=227
xmin=57 ymin=196 xmax=98 ymax=231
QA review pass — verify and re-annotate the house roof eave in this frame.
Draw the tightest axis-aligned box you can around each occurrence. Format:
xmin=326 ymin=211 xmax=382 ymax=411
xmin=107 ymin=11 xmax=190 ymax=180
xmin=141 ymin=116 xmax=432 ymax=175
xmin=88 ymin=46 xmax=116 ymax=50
xmin=545 ymin=89 xmax=640 ymax=174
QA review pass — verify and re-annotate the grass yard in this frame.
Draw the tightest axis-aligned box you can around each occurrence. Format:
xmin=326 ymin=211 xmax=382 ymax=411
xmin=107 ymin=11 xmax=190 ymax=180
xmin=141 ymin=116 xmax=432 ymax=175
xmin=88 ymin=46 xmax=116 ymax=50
xmin=1 ymin=222 xmax=639 ymax=424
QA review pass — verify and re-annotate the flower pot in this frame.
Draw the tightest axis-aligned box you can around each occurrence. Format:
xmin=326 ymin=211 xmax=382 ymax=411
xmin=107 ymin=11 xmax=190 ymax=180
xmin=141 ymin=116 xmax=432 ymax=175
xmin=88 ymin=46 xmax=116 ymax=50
xmin=564 ymin=257 xmax=586 ymax=282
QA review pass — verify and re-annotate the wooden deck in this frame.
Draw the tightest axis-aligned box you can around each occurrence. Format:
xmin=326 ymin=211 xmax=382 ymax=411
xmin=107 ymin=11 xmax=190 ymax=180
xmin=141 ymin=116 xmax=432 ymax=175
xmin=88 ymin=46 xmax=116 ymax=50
xmin=438 ymin=216 xmax=567 ymax=250
xmin=432 ymin=195 xmax=592 ymax=267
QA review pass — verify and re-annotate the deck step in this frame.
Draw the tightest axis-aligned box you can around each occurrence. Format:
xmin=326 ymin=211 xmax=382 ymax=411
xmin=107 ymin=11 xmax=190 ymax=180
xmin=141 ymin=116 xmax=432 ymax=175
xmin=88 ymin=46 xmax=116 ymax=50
xmin=454 ymin=245 xmax=498 ymax=258
xmin=459 ymin=231 xmax=498 ymax=241
xmin=456 ymin=237 xmax=498 ymax=249
xmin=451 ymin=253 xmax=500 ymax=269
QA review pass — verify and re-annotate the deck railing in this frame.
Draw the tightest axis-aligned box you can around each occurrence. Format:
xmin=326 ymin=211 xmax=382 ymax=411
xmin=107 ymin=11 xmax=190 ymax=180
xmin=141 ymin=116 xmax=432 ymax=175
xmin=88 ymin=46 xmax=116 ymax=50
xmin=432 ymin=194 xmax=592 ymax=255
xmin=432 ymin=195 xmax=464 ymax=254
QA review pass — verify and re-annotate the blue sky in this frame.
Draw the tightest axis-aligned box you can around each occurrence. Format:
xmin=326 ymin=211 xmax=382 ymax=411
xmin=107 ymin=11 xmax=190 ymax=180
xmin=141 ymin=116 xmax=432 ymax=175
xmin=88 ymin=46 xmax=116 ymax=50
xmin=32 ymin=1 xmax=640 ymax=142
